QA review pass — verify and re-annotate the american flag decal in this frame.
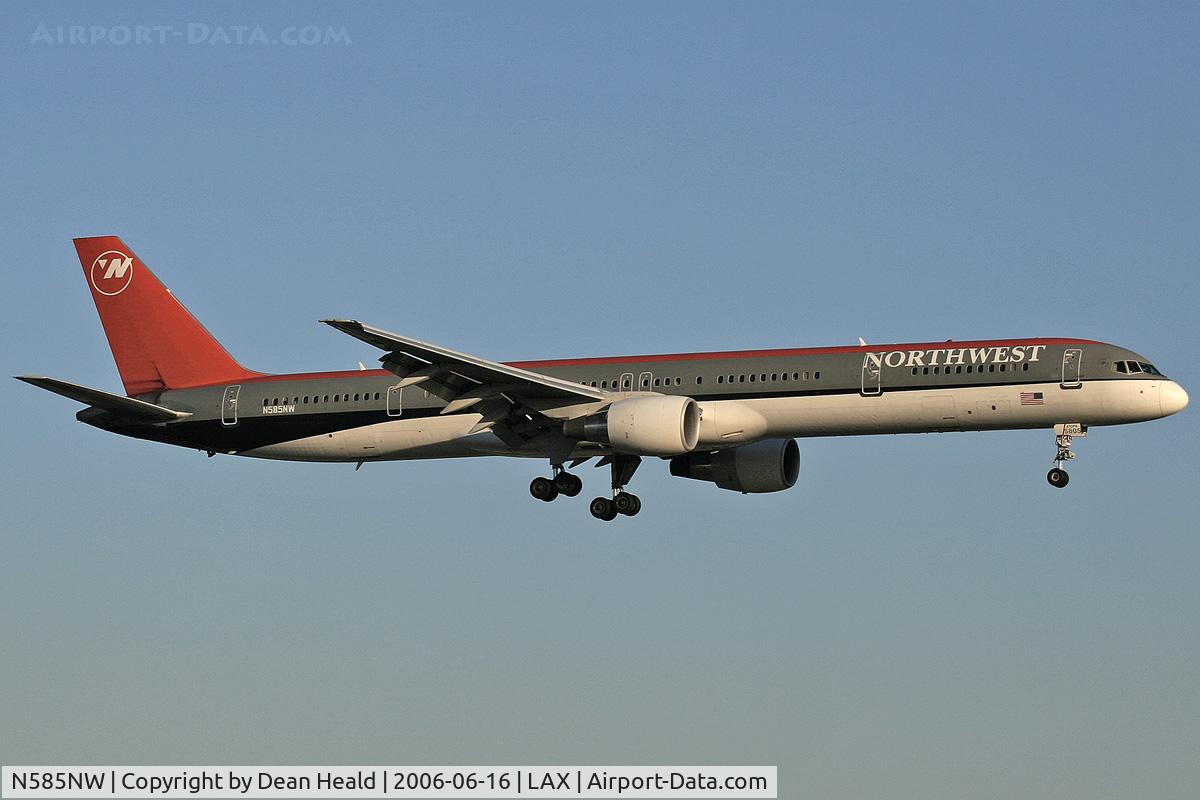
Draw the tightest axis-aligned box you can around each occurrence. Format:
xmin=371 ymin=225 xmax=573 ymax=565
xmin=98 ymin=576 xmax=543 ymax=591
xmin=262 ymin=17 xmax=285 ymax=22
xmin=1020 ymin=391 xmax=1045 ymax=405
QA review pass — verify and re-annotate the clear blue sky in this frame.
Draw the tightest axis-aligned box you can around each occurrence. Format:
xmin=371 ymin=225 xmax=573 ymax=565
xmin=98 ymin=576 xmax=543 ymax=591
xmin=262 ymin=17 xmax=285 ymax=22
xmin=2 ymin=2 xmax=1197 ymax=797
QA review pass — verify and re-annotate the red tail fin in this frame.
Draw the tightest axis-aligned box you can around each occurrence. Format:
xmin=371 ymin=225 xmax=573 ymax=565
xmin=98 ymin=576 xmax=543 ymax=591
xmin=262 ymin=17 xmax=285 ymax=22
xmin=73 ymin=236 xmax=262 ymax=395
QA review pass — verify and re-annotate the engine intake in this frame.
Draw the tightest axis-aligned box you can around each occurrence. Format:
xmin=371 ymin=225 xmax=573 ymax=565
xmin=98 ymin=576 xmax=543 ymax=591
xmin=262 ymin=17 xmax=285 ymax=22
xmin=669 ymin=438 xmax=800 ymax=493
xmin=564 ymin=395 xmax=701 ymax=456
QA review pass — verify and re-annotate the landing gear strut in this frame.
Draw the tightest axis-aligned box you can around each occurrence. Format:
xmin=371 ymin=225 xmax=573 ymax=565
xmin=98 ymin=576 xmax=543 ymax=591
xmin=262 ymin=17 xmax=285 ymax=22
xmin=589 ymin=454 xmax=642 ymax=521
xmin=1046 ymin=423 xmax=1086 ymax=489
xmin=529 ymin=464 xmax=583 ymax=503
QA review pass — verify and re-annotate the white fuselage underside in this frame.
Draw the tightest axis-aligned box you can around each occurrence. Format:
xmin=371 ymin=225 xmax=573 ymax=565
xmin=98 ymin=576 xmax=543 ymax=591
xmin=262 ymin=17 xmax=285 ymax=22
xmin=241 ymin=378 xmax=1168 ymax=463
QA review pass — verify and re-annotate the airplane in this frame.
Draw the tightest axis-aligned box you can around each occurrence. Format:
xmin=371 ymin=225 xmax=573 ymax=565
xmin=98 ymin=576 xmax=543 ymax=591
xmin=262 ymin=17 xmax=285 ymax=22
xmin=17 ymin=236 xmax=1189 ymax=521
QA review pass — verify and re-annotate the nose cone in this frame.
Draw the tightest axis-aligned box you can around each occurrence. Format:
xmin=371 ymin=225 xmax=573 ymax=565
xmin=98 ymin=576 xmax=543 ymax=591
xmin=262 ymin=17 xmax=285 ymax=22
xmin=1160 ymin=381 xmax=1190 ymax=417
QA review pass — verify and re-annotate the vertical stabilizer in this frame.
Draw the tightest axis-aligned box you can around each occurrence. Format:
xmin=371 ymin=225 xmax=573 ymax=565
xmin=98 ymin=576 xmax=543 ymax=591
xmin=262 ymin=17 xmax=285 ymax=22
xmin=73 ymin=236 xmax=262 ymax=395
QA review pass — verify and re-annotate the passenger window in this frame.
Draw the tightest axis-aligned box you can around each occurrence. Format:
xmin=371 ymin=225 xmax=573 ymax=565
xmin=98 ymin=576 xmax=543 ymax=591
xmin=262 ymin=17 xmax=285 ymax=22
xmin=718 ymin=375 xmax=724 ymax=384
xmin=749 ymin=374 xmax=756 ymax=383
xmin=654 ymin=378 xmax=660 ymax=387
xmin=923 ymin=367 xmax=930 ymax=375
xmin=696 ymin=376 xmax=703 ymax=385
xmin=814 ymin=371 xmax=821 ymax=379
xmin=999 ymin=364 xmax=1006 ymax=372
xmin=739 ymin=375 xmax=746 ymax=383
xmin=303 ymin=396 xmax=309 ymax=403
xmin=1022 ymin=364 xmax=1029 ymax=372
xmin=771 ymin=373 xmax=778 ymax=382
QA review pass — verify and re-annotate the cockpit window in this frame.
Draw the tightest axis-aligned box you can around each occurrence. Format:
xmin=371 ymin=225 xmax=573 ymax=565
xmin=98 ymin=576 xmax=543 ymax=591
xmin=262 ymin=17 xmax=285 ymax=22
xmin=1112 ymin=360 xmax=1162 ymax=376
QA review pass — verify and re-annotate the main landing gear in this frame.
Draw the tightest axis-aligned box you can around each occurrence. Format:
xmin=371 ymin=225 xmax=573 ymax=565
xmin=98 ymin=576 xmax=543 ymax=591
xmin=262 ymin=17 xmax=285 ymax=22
xmin=1046 ymin=423 xmax=1086 ymax=489
xmin=529 ymin=454 xmax=643 ymax=521
xmin=589 ymin=454 xmax=642 ymax=522
xmin=529 ymin=466 xmax=583 ymax=502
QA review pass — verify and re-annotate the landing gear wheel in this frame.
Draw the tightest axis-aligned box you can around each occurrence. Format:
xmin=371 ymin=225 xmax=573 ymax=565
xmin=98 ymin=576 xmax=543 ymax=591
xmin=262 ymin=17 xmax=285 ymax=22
xmin=1047 ymin=468 xmax=1070 ymax=488
xmin=530 ymin=476 xmax=559 ymax=502
xmin=554 ymin=472 xmax=583 ymax=497
xmin=614 ymin=492 xmax=641 ymax=516
xmin=589 ymin=497 xmax=618 ymax=521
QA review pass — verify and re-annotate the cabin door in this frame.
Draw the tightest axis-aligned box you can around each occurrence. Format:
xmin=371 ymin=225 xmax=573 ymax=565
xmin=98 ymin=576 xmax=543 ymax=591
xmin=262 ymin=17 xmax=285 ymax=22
xmin=1061 ymin=348 xmax=1082 ymax=389
xmin=861 ymin=353 xmax=882 ymax=396
xmin=221 ymin=385 xmax=241 ymax=426
xmin=386 ymin=385 xmax=403 ymax=417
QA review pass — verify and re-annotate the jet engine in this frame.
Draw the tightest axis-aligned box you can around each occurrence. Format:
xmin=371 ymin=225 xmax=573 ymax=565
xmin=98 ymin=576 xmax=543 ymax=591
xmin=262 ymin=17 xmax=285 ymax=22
xmin=669 ymin=438 xmax=800 ymax=493
xmin=564 ymin=395 xmax=701 ymax=456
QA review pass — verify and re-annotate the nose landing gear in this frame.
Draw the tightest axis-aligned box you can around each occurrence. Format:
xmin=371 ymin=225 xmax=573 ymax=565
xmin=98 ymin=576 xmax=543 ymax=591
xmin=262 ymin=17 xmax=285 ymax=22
xmin=1046 ymin=423 xmax=1086 ymax=489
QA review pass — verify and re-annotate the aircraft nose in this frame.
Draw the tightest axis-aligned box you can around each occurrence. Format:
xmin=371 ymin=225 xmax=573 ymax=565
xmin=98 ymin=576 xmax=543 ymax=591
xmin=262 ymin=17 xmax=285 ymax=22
xmin=1160 ymin=381 xmax=1189 ymax=417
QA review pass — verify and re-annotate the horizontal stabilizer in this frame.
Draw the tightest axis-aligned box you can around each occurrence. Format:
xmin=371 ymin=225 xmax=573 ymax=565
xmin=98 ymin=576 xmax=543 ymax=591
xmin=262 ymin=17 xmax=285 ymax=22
xmin=15 ymin=376 xmax=192 ymax=422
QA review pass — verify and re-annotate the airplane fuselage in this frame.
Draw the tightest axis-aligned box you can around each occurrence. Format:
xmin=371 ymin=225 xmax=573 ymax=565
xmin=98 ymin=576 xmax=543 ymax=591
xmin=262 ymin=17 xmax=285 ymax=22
xmin=85 ymin=337 xmax=1184 ymax=463
xmin=25 ymin=236 xmax=1188 ymax=517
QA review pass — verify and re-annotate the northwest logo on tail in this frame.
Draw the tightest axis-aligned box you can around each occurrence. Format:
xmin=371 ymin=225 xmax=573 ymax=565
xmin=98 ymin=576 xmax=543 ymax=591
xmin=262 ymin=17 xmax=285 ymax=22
xmin=89 ymin=250 xmax=134 ymax=296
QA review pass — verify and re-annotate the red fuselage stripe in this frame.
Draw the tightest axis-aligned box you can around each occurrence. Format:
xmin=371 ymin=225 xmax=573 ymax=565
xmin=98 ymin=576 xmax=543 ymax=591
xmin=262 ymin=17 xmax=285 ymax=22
xmin=236 ymin=337 xmax=1100 ymax=385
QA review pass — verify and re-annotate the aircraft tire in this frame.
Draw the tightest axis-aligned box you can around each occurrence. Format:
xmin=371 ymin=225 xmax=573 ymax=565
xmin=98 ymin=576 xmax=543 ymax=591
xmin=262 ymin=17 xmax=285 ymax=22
xmin=614 ymin=492 xmax=641 ymax=516
xmin=530 ymin=476 xmax=559 ymax=501
xmin=590 ymin=497 xmax=618 ymax=521
xmin=1047 ymin=468 xmax=1069 ymax=488
xmin=554 ymin=472 xmax=583 ymax=497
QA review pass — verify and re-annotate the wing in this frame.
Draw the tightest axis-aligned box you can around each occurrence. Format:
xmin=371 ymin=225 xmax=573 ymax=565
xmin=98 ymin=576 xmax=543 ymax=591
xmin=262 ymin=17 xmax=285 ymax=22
xmin=320 ymin=319 xmax=605 ymax=444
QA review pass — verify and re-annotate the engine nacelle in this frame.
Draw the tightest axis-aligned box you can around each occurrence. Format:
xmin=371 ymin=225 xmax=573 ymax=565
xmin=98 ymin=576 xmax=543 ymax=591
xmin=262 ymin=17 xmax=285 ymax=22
xmin=695 ymin=401 xmax=768 ymax=446
xmin=669 ymin=438 xmax=800 ymax=493
xmin=564 ymin=395 xmax=701 ymax=456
